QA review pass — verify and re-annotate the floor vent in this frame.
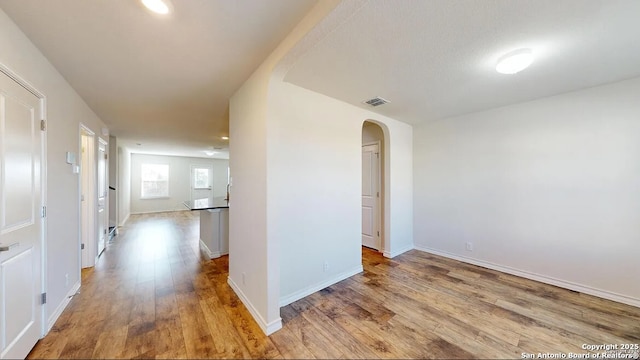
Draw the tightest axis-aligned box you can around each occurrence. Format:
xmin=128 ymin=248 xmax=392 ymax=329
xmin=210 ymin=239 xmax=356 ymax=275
xmin=363 ymin=96 xmax=390 ymax=107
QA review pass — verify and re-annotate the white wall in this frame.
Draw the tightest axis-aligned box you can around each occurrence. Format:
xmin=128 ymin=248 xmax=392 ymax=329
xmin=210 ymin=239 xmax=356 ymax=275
xmin=269 ymin=82 xmax=414 ymax=307
xmin=118 ymin=146 xmax=131 ymax=226
xmin=229 ymin=0 xmax=413 ymax=334
xmin=130 ymin=153 xmax=229 ymax=214
xmin=0 ymin=8 xmax=109 ymax=329
xmin=229 ymin=61 xmax=272 ymax=332
xmin=228 ymin=0 xmax=343 ymax=335
xmin=413 ymin=76 xmax=640 ymax=306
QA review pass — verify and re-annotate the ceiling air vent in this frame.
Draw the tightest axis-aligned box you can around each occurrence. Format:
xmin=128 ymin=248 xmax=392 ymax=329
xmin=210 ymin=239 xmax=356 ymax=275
xmin=363 ymin=96 xmax=390 ymax=107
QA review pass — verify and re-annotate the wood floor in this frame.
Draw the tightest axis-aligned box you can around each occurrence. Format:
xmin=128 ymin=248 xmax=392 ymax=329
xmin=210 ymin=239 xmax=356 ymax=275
xmin=28 ymin=211 xmax=640 ymax=359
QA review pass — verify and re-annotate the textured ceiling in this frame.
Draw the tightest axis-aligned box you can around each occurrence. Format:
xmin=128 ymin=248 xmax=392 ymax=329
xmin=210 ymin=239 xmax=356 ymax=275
xmin=284 ymin=0 xmax=640 ymax=124
xmin=0 ymin=0 xmax=317 ymax=158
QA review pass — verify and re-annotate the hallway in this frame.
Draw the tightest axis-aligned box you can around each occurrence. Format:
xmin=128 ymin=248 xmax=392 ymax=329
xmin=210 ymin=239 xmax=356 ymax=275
xmin=28 ymin=211 xmax=640 ymax=359
xmin=28 ymin=211 xmax=272 ymax=358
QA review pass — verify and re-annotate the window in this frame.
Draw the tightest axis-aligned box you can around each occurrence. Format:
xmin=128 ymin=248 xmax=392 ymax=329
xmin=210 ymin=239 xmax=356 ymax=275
xmin=193 ymin=168 xmax=210 ymax=189
xmin=141 ymin=164 xmax=169 ymax=198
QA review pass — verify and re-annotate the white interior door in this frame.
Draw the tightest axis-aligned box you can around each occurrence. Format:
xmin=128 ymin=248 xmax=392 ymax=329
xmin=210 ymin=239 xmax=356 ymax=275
xmin=362 ymin=143 xmax=381 ymax=250
xmin=190 ymin=165 xmax=213 ymax=203
xmin=80 ymin=128 xmax=96 ymax=268
xmin=97 ymin=139 xmax=107 ymax=255
xmin=0 ymin=70 xmax=44 ymax=359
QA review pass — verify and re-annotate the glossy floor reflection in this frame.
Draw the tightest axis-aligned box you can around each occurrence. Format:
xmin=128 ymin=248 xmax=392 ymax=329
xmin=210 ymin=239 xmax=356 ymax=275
xmin=28 ymin=211 xmax=640 ymax=359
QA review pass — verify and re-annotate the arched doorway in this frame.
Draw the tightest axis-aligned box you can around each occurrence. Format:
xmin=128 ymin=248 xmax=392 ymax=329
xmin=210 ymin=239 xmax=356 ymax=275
xmin=362 ymin=121 xmax=386 ymax=253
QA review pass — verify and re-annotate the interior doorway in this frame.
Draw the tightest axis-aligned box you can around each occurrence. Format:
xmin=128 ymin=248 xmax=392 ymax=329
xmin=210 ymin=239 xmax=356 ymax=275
xmin=97 ymin=138 xmax=108 ymax=256
xmin=362 ymin=143 xmax=381 ymax=250
xmin=80 ymin=126 xmax=96 ymax=268
xmin=362 ymin=121 xmax=385 ymax=252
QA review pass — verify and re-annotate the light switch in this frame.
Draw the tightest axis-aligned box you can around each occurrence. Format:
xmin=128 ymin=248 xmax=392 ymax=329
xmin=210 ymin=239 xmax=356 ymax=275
xmin=66 ymin=152 xmax=76 ymax=164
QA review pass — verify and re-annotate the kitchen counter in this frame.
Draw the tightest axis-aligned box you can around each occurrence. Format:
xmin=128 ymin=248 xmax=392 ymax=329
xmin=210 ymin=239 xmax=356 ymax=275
xmin=183 ymin=197 xmax=229 ymax=210
xmin=184 ymin=198 xmax=229 ymax=259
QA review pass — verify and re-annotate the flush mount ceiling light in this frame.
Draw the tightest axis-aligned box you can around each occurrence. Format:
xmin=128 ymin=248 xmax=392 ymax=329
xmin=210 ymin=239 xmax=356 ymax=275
xmin=496 ymin=48 xmax=534 ymax=74
xmin=204 ymin=150 xmax=216 ymax=156
xmin=221 ymin=136 xmax=229 ymax=140
xmin=141 ymin=0 xmax=172 ymax=14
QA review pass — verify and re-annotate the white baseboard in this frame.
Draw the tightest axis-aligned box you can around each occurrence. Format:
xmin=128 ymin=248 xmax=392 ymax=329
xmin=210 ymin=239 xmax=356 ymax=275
xmin=279 ymin=265 xmax=363 ymax=307
xmin=118 ymin=212 xmax=130 ymax=227
xmin=383 ymin=243 xmax=414 ymax=258
xmin=227 ymin=276 xmax=282 ymax=335
xmin=199 ymin=239 xmax=223 ymax=259
xmin=130 ymin=209 xmax=188 ymax=215
xmin=414 ymin=245 xmax=640 ymax=308
xmin=199 ymin=239 xmax=214 ymax=259
xmin=46 ymin=280 xmax=81 ymax=334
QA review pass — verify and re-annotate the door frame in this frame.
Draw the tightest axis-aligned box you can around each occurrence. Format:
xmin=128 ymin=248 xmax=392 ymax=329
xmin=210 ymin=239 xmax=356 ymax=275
xmin=97 ymin=137 xmax=108 ymax=256
xmin=362 ymin=140 xmax=382 ymax=251
xmin=0 ymin=62 xmax=48 ymax=337
xmin=79 ymin=125 xmax=97 ymax=268
xmin=190 ymin=164 xmax=214 ymax=202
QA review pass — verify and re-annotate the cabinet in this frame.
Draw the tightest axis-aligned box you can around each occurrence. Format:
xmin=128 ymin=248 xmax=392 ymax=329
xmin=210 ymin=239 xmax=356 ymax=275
xmin=198 ymin=208 xmax=229 ymax=258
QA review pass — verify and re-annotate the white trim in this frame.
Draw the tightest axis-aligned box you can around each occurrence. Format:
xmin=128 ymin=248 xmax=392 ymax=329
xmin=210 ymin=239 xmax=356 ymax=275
xmin=198 ymin=239 xmax=222 ymax=259
xmin=413 ymin=245 xmax=640 ymax=308
xmin=118 ymin=212 xmax=130 ymax=227
xmin=129 ymin=209 xmax=189 ymax=215
xmin=0 ymin=63 xmax=45 ymax=98
xmin=199 ymin=239 xmax=213 ymax=258
xmin=279 ymin=265 xmax=363 ymax=307
xmin=227 ymin=276 xmax=282 ymax=335
xmin=383 ymin=243 xmax=413 ymax=258
xmin=47 ymin=280 xmax=80 ymax=333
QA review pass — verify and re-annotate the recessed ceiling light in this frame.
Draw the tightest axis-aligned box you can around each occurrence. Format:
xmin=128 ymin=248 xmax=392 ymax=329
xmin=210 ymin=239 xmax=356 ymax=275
xmin=496 ymin=48 xmax=534 ymax=74
xmin=204 ymin=150 xmax=216 ymax=156
xmin=221 ymin=136 xmax=229 ymax=140
xmin=141 ymin=0 xmax=171 ymax=14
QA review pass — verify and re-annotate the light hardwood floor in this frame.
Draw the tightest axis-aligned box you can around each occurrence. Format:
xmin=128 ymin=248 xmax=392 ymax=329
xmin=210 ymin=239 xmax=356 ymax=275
xmin=28 ymin=211 xmax=640 ymax=359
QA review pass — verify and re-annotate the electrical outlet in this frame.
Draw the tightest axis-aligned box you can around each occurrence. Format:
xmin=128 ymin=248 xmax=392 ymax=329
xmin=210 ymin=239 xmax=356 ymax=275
xmin=242 ymin=272 xmax=246 ymax=285
xmin=466 ymin=242 xmax=473 ymax=251
xmin=323 ymin=261 xmax=329 ymax=272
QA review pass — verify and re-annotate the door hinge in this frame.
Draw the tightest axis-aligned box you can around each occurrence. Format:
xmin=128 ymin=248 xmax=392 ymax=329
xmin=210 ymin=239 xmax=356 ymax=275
xmin=81 ymin=243 xmax=85 ymax=250
xmin=41 ymin=292 xmax=47 ymax=304
xmin=104 ymin=154 xmax=108 ymax=160
xmin=375 ymin=152 xmax=379 ymax=158
xmin=377 ymin=231 xmax=380 ymax=236
xmin=40 ymin=119 xmax=46 ymax=131
xmin=377 ymin=192 xmax=379 ymax=198
xmin=41 ymin=206 xmax=46 ymax=218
